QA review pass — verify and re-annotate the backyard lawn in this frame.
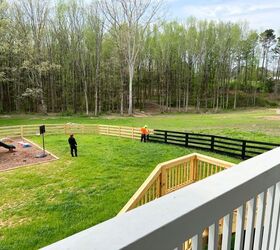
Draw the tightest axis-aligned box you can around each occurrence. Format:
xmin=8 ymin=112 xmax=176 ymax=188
xmin=0 ymin=108 xmax=279 ymax=249
xmin=0 ymin=134 xmax=239 ymax=250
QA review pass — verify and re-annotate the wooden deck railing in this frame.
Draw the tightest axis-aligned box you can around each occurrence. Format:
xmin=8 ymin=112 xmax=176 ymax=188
xmin=119 ymin=153 xmax=234 ymax=214
xmin=43 ymin=147 xmax=280 ymax=250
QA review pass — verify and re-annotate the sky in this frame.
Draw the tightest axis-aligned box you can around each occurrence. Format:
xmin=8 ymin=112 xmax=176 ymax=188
xmin=166 ymin=0 xmax=280 ymax=32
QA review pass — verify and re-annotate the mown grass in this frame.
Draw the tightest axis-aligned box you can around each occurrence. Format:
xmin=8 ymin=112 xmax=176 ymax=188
xmin=1 ymin=108 xmax=280 ymax=142
xmin=0 ymin=108 xmax=279 ymax=249
xmin=0 ymin=134 xmax=239 ymax=250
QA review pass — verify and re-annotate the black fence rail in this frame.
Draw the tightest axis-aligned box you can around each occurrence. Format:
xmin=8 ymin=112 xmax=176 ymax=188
xmin=149 ymin=129 xmax=280 ymax=159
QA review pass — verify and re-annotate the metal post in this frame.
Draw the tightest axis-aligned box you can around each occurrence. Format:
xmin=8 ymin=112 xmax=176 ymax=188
xmin=42 ymin=133 xmax=45 ymax=155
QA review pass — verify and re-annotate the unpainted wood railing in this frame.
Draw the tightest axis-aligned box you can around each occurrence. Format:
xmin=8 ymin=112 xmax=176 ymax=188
xmin=42 ymin=147 xmax=280 ymax=250
xmin=119 ymin=153 xmax=234 ymax=214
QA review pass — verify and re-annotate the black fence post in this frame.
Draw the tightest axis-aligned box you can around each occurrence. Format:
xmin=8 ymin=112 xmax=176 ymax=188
xmin=211 ymin=136 xmax=215 ymax=151
xmin=242 ymin=141 xmax=246 ymax=160
xmin=164 ymin=131 xmax=168 ymax=143
xmin=185 ymin=133 xmax=189 ymax=147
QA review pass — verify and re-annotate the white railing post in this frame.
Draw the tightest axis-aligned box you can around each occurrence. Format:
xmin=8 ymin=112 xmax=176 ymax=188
xmin=261 ymin=186 xmax=275 ymax=249
xmin=208 ymin=222 xmax=219 ymax=250
xmin=234 ymin=204 xmax=245 ymax=250
xmin=191 ymin=234 xmax=202 ymax=250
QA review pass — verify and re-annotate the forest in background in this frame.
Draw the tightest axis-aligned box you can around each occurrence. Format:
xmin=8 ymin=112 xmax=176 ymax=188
xmin=0 ymin=0 xmax=280 ymax=115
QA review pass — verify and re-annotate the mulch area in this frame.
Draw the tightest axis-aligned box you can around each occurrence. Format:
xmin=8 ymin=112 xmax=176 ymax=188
xmin=0 ymin=137 xmax=57 ymax=172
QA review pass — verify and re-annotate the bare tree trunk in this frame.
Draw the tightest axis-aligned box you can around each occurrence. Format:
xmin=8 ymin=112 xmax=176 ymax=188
xmin=128 ymin=63 xmax=134 ymax=115
xmin=233 ymin=85 xmax=237 ymax=109
xmin=84 ymin=80 xmax=89 ymax=115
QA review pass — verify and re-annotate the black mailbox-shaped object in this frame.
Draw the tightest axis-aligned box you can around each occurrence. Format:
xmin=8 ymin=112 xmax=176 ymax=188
xmin=39 ymin=125 xmax=45 ymax=135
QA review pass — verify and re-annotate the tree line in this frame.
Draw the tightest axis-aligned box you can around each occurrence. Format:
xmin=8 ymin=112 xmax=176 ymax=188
xmin=0 ymin=0 xmax=279 ymax=115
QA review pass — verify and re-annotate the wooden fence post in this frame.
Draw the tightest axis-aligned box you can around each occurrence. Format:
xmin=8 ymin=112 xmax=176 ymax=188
xmin=242 ymin=141 xmax=246 ymax=160
xmin=211 ymin=136 xmax=215 ymax=151
xmin=185 ymin=133 xmax=189 ymax=147
xmin=20 ymin=126 xmax=24 ymax=138
xmin=132 ymin=128 xmax=134 ymax=139
xmin=164 ymin=131 xmax=168 ymax=143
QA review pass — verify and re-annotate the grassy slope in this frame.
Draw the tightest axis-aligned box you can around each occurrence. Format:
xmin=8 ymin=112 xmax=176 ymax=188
xmin=0 ymin=135 xmax=239 ymax=250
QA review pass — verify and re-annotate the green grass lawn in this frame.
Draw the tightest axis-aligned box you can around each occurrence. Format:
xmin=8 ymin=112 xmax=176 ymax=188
xmin=1 ymin=108 xmax=280 ymax=142
xmin=0 ymin=108 xmax=279 ymax=249
xmin=0 ymin=134 xmax=239 ymax=250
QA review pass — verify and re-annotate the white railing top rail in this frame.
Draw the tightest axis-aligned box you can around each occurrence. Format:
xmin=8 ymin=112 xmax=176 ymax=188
xmin=42 ymin=147 xmax=280 ymax=250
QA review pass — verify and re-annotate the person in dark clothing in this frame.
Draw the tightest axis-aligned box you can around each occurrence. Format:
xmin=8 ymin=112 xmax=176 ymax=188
xmin=68 ymin=134 xmax=77 ymax=157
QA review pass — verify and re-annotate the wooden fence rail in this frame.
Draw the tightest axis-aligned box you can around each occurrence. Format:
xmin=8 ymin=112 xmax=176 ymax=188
xmin=149 ymin=129 xmax=280 ymax=159
xmin=0 ymin=124 xmax=144 ymax=140
xmin=119 ymin=153 xmax=234 ymax=214
xmin=1 ymin=125 xmax=278 ymax=160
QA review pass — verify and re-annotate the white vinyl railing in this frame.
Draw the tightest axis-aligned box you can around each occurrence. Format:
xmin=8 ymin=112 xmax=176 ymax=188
xmin=42 ymin=147 xmax=280 ymax=250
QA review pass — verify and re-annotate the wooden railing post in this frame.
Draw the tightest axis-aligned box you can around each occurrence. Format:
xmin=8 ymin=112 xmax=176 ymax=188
xmin=164 ymin=131 xmax=168 ymax=143
xmin=160 ymin=167 xmax=167 ymax=195
xmin=190 ymin=156 xmax=197 ymax=182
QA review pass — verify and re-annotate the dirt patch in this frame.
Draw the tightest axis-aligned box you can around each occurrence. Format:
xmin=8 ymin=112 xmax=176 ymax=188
xmin=0 ymin=138 xmax=57 ymax=172
xmin=262 ymin=115 xmax=280 ymax=121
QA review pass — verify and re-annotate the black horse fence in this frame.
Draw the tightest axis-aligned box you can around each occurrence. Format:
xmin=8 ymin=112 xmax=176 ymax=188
xmin=149 ymin=129 xmax=280 ymax=160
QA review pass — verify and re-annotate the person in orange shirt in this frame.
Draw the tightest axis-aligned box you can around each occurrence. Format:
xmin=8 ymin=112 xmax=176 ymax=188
xmin=140 ymin=125 xmax=149 ymax=142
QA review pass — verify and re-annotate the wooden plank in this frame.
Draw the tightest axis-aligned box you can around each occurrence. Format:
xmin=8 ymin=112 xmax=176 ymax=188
xmin=196 ymin=153 xmax=234 ymax=169
xmin=161 ymin=166 xmax=167 ymax=195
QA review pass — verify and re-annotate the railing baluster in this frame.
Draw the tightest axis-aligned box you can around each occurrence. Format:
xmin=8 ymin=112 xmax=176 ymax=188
xmin=268 ymin=182 xmax=280 ymax=249
xmin=222 ymin=213 xmax=233 ymax=250
xmin=261 ymin=185 xmax=275 ymax=250
xmin=208 ymin=222 xmax=219 ymax=250
xmin=275 ymin=214 xmax=280 ymax=250
xmin=192 ymin=234 xmax=202 ymax=250
xmin=254 ymin=192 xmax=266 ymax=250
xmin=173 ymin=243 xmax=184 ymax=250
xmin=234 ymin=204 xmax=245 ymax=250
xmin=244 ymin=198 xmax=256 ymax=249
